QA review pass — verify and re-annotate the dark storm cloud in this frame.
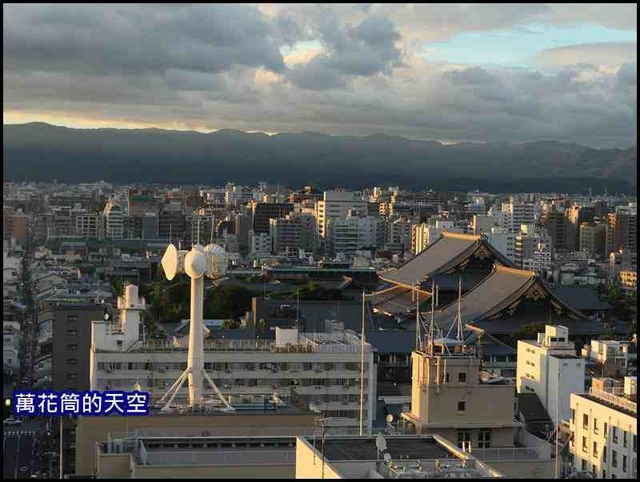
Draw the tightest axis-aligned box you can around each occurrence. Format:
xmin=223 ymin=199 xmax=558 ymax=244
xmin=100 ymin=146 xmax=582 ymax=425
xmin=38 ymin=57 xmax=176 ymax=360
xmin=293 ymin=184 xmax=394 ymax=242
xmin=2 ymin=4 xmax=636 ymax=148
xmin=287 ymin=15 xmax=403 ymax=90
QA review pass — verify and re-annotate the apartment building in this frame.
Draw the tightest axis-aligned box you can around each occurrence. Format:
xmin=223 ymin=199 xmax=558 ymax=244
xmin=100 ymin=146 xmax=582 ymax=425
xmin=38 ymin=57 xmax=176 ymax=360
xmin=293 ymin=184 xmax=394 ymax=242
xmin=89 ymin=287 xmax=376 ymax=435
xmin=103 ymin=198 xmax=124 ymax=239
xmin=501 ymin=199 xmax=536 ymax=233
xmin=35 ymin=299 xmax=105 ymax=391
xmin=569 ymin=377 xmax=637 ymax=479
xmin=517 ymin=325 xmax=586 ymax=425
xmin=75 ymin=213 xmax=103 ymax=238
xmin=327 ymin=215 xmax=385 ymax=255
xmin=606 ymin=206 xmax=637 ymax=256
xmin=316 ymin=190 xmax=367 ymax=239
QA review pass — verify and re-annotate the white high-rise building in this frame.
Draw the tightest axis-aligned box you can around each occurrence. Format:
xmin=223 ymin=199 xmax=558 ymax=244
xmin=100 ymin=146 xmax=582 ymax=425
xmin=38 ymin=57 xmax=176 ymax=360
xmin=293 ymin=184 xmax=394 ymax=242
xmin=502 ymin=199 xmax=536 ymax=233
xmin=517 ymin=325 xmax=586 ymax=425
xmin=103 ymin=199 xmax=124 ymax=239
xmin=89 ymin=286 xmax=376 ymax=435
xmin=249 ymin=230 xmax=271 ymax=256
xmin=569 ymin=377 xmax=636 ymax=479
xmin=316 ymin=191 xmax=367 ymax=239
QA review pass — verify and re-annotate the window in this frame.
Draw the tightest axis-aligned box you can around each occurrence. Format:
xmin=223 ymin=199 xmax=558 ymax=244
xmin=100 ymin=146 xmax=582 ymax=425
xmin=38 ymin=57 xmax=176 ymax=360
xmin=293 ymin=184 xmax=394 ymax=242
xmin=613 ymin=427 xmax=618 ymax=443
xmin=581 ymin=460 xmax=587 ymax=471
xmin=604 ymin=422 xmax=608 ymax=437
xmin=67 ymin=359 xmax=77 ymax=365
xmin=582 ymin=436 xmax=588 ymax=452
xmin=66 ymin=373 xmax=77 ymax=380
xmin=593 ymin=418 xmax=598 ymax=434
xmin=571 ymin=409 xmax=575 ymax=423
xmin=612 ymin=450 xmax=618 ymax=468
xmin=67 ymin=315 xmax=78 ymax=322
xmin=67 ymin=344 xmax=77 ymax=351
xmin=458 ymin=372 xmax=467 ymax=383
xmin=603 ymin=470 xmax=607 ymax=479
xmin=445 ymin=373 xmax=450 ymax=383
xmin=66 ymin=329 xmax=77 ymax=336
xmin=456 ymin=430 xmax=470 ymax=449
xmin=457 ymin=401 xmax=466 ymax=412
xmin=633 ymin=434 xmax=636 ymax=453
xmin=623 ymin=431 xmax=627 ymax=448
xmin=583 ymin=414 xmax=589 ymax=429
xmin=478 ymin=429 xmax=491 ymax=448
xmin=593 ymin=441 xmax=598 ymax=457
xmin=622 ymin=455 xmax=627 ymax=473
xmin=603 ymin=446 xmax=607 ymax=462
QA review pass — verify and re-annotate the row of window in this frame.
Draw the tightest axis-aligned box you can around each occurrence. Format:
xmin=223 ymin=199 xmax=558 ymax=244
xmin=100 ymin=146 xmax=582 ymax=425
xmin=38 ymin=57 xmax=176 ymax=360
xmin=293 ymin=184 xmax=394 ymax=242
xmin=579 ymin=413 xmax=636 ymax=450
xmin=457 ymin=429 xmax=492 ymax=449
xmin=97 ymin=361 xmax=365 ymax=372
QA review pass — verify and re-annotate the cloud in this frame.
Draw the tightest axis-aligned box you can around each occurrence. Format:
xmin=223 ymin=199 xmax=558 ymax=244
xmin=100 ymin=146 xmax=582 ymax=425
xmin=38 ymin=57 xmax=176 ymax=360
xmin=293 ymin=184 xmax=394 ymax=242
xmin=2 ymin=3 xmax=637 ymax=148
xmin=532 ymin=42 xmax=638 ymax=68
xmin=286 ymin=15 xmax=403 ymax=90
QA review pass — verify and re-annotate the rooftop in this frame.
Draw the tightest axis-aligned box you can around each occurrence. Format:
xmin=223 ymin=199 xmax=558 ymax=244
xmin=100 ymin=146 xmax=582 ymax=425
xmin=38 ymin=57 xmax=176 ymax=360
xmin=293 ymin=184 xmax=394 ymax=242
xmin=316 ymin=436 xmax=452 ymax=461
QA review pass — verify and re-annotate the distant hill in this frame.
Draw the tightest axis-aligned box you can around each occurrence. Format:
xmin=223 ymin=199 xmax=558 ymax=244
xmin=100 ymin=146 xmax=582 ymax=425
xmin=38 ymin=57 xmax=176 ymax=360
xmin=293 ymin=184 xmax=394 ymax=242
xmin=3 ymin=123 xmax=637 ymax=193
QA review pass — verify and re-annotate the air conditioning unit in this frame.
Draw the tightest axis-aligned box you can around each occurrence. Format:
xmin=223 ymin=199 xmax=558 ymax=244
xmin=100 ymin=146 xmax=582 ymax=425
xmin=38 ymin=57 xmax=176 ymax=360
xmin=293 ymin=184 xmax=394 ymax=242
xmin=159 ymin=367 xmax=166 ymax=373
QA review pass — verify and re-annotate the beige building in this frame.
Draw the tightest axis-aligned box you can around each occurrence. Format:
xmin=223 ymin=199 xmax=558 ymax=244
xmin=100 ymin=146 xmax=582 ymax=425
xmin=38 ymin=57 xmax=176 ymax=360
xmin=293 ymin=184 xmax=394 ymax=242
xmin=401 ymin=337 xmax=555 ymax=478
xmin=569 ymin=377 xmax=637 ymax=478
xmin=315 ymin=190 xmax=367 ymax=239
xmin=295 ymin=434 xmax=504 ymax=479
xmin=76 ymin=406 xmax=316 ymax=478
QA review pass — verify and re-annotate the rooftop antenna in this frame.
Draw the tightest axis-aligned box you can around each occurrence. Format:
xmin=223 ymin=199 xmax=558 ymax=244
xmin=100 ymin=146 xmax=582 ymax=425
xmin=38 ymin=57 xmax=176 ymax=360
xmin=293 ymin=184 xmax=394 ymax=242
xmin=456 ymin=275 xmax=463 ymax=342
xmin=196 ymin=217 xmax=201 ymax=247
xmin=359 ymin=287 xmax=366 ymax=436
xmin=295 ymin=289 xmax=300 ymax=329
xmin=428 ymin=280 xmax=435 ymax=355
xmin=158 ymin=242 xmax=233 ymax=412
xmin=414 ymin=281 xmax=420 ymax=351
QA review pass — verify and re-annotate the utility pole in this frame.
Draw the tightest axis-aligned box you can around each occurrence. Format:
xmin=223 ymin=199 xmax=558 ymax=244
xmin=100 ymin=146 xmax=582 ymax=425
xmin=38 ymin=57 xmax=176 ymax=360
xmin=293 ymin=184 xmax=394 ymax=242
xmin=59 ymin=416 xmax=64 ymax=479
xmin=359 ymin=288 xmax=365 ymax=436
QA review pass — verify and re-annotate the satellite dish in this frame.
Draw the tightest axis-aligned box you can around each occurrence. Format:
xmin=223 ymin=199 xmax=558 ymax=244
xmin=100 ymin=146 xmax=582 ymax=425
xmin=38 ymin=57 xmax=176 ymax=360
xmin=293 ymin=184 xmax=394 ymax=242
xmin=386 ymin=414 xmax=394 ymax=424
xmin=184 ymin=248 xmax=206 ymax=279
xmin=383 ymin=453 xmax=392 ymax=463
xmin=376 ymin=433 xmax=387 ymax=452
xmin=161 ymin=244 xmax=179 ymax=280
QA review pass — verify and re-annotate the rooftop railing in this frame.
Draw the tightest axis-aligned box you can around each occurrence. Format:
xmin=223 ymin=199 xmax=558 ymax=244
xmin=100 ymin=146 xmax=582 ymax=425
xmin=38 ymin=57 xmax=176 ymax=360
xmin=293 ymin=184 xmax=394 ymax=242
xmin=588 ymin=388 xmax=637 ymax=415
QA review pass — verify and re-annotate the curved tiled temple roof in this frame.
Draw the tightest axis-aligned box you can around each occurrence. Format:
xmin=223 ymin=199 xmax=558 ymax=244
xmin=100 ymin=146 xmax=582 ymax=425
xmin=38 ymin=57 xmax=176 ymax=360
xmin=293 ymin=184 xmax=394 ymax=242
xmin=431 ymin=265 xmax=588 ymax=327
xmin=378 ymin=231 xmax=514 ymax=289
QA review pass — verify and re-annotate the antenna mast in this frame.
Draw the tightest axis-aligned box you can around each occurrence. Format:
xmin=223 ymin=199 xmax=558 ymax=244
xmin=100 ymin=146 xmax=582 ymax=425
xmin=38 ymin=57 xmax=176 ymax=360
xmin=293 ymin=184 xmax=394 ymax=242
xmin=415 ymin=281 xmax=420 ymax=351
xmin=456 ymin=276 xmax=463 ymax=342
xmin=359 ymin=288 xmax=366 ymax=436
xmin=428 ymin=280 xmax=435 ymax=355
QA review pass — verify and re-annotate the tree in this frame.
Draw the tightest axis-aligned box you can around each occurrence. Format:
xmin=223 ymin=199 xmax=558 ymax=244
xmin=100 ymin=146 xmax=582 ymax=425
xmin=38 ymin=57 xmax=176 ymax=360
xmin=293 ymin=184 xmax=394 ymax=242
xmin=205 ymin=285 xmax=253 ymax=320
xmin=509 ymin=322 xmax=546 ymax=346
xmin=222 ymin=319 xmax=242 ymax=329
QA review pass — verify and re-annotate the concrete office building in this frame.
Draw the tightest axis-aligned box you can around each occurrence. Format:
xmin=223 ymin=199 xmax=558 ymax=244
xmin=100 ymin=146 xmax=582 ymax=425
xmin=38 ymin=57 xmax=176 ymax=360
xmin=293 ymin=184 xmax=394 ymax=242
xmin=327 ymin=215 xmax=385 ymax=255
xmin=252 ymin=202 xmax=294 ymax=234
xmin=501 ymin=199 xmax=536 ymax=233
xmin=78 ymin=415 xmax=316 ymax=477
xmin=295 ymin=434 xmax=504 ymax=478
xmin=606 ymin=206 xmax=637 ymax=256
xmin=90 ymin=289 xmax=376 ymax=437
xmin=103 ymin=199 xmax=124 ymax=239
xmin=401 ymin=337 xmax=555 ymax=478
xmin=270 ymin=213 xmax=317 ymax=255
xmin=35 ymin=299 xmax=105 ymax=392
xmin=316 ymin=191 xmax=367 ymax=239
xmin=579 ymin=223 xmax=607 ymax=259
xmin=75 ymin=213 xmax=103 ymax=239
xmin=569 ymin=377 xmax=636 ymax=479
xmin=517 ymin=325 xmax=586 ymax=426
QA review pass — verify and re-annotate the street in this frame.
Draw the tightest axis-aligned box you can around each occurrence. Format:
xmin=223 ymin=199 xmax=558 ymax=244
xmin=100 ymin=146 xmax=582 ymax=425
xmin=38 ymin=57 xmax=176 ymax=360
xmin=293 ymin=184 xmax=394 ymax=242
xmin=3 ymin=420 xmax=46 ymax=479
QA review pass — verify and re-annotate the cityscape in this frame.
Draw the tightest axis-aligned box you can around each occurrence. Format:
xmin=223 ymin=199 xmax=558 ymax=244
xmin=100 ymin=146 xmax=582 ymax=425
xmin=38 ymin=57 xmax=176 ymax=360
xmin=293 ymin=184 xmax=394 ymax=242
xmin=3 ymin=3 xmax=637 ymax=480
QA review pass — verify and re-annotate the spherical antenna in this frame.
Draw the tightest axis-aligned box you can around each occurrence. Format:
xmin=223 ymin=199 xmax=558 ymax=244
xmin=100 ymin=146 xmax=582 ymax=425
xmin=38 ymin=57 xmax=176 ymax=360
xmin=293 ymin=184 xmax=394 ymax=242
xmin=386 ymin=414 xmax=394 ymax=424
xmin=383 ymin=453 xmax=392 ymax=463
xmin=161 ymin=244 xmax=179 ymax=280
xmin=184 ymin=248 xmax=206 ymax=279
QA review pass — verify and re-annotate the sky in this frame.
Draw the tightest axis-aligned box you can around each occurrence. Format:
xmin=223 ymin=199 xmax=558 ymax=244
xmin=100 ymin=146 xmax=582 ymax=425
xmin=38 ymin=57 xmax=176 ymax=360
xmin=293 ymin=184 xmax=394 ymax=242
xmin=3 ymin=3 xmax=637 ymax=148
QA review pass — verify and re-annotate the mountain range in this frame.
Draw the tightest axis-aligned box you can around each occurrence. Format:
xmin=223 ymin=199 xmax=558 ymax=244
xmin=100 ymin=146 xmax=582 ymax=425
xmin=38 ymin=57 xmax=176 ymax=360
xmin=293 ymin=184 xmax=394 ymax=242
xmin=3 ymin=122 xmax=637 ymax=193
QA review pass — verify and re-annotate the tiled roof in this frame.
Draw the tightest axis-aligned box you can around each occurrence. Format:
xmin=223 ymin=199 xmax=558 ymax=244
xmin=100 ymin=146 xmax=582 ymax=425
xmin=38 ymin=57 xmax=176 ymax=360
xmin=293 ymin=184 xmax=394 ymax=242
xmin=379 ymin=231 xmax=515 ymax=289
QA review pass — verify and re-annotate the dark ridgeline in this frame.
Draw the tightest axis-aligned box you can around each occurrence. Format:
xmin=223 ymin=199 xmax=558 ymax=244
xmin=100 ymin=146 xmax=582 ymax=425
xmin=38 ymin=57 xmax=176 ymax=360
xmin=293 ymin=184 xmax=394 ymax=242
xmin=3 ymin=122 xmax=637 ymax=194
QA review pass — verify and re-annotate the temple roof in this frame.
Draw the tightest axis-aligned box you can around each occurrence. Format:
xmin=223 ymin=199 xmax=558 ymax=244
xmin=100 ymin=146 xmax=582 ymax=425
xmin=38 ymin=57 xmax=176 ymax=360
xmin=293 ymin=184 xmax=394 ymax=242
xmin=431 ymin=265 xmax=588 ymax=327
xmin=366 ymin=284 xmax=431 ymax=315
xmin=379 ymin=231 xmax=513 ymax=289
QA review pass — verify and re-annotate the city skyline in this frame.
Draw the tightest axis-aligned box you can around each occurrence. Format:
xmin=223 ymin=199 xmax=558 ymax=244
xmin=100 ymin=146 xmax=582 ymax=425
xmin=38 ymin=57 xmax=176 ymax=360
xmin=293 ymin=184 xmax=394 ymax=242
xmin=3 ymin=3 xmax=637 ymax=148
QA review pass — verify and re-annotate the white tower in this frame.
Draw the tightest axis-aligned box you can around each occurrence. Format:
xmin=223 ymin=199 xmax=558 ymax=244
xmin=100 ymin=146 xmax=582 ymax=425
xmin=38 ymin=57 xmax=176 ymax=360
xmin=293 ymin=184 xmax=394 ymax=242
xmin=157 ymin=242 xmax=233 ymax=411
